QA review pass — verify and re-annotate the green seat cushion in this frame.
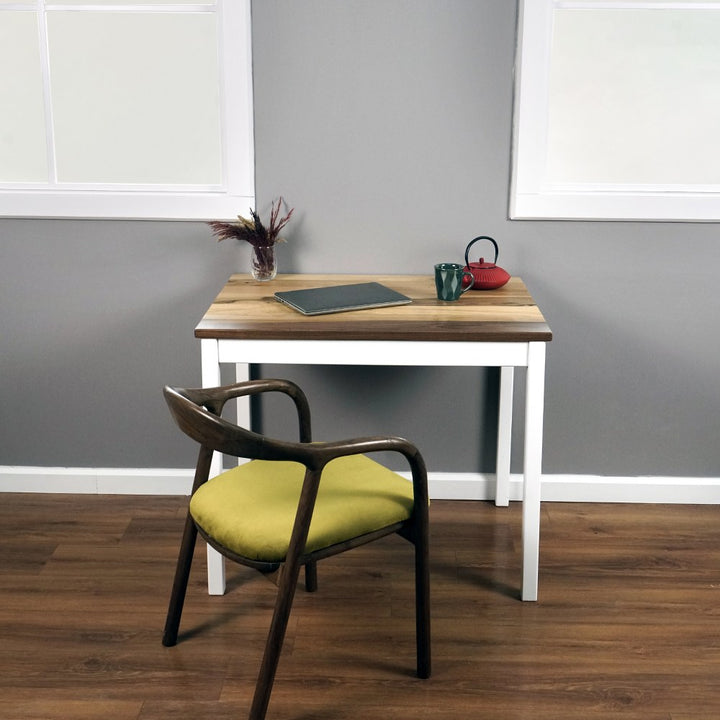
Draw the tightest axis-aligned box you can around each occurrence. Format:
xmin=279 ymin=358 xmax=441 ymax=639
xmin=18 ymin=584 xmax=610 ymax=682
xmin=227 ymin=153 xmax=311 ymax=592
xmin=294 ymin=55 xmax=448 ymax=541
xmin=189 ymin=453 xmax=415 ymax=562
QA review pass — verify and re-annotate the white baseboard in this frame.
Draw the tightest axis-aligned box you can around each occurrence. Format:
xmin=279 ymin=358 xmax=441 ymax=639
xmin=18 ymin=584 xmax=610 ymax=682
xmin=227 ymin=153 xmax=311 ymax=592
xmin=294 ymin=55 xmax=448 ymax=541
xmin=425 ymin=472 xmax=720 ymax=504
xmin=0 ymin=466 xmax=194 ymax=495
xmin=1 ymin=466 xmax=719 ymax=504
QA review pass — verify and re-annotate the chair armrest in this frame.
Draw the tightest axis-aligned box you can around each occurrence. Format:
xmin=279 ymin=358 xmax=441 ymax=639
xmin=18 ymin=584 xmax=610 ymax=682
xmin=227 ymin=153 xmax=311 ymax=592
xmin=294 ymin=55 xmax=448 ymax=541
xmin=309 ymin=436 xmax=429 ymax=508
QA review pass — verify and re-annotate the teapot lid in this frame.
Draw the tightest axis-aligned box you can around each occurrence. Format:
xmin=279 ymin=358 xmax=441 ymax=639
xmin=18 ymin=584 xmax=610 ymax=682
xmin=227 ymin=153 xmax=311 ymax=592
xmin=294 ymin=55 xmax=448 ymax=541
xmin=472 ymin=257 xmax=497 ymax=268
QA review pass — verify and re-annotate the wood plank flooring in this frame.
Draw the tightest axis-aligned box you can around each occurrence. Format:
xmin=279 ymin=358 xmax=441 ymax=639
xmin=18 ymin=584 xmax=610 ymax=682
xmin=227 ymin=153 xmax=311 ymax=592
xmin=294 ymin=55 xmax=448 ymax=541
xmin=1 ymin=494 xmax=719 ymax=719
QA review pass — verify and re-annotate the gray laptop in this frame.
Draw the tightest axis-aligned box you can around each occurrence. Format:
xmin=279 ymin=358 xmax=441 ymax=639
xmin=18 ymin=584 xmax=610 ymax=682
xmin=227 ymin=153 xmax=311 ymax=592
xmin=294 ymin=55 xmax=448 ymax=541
xmin=274 ymin=282 xmax=412 ymax=316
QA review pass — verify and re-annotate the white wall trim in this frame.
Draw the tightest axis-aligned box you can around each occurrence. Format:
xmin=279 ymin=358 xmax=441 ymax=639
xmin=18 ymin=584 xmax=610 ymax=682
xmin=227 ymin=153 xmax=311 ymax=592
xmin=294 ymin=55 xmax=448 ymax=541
xmin=0 ymin=466 xmax=194 ymax=495
xmin=426 ymin=472 xmax=720 ymax=504
xmin=1 ymin=467 xmax=719 ymax=504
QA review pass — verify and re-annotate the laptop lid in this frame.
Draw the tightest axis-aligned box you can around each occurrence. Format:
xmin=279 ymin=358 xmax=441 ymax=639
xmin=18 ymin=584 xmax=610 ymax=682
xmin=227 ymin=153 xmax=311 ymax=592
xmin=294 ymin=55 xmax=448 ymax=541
xmin=274 ymin=282 xmax=412 ymax=316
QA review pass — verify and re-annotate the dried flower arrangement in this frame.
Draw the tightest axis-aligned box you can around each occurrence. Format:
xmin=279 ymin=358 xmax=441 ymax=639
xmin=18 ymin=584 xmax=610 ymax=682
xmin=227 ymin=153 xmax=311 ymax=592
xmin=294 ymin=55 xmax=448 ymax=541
xmin=208 ymin=197 xmax=294 ymax=281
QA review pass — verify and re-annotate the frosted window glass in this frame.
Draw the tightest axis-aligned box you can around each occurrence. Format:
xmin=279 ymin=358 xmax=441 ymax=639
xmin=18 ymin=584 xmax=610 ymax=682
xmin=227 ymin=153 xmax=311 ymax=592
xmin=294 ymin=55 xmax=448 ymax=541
xmin=59 ymin=1 xmax=215 ymax=4
xmin=0 ymin=12 xmax=48 ymax=182
xmin=47 ymin=11 xmax=222 ymax=185
xmin=569 ymin=0 xmax=709 ymax=3
xmin=547 ymin=9 xmax=720 ymax=185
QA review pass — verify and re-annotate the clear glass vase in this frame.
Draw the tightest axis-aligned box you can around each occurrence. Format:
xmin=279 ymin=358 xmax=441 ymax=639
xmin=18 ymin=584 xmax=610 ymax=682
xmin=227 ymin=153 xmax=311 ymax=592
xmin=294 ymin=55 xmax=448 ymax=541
xmin=250 ymin=244 xmax=277 ymax=281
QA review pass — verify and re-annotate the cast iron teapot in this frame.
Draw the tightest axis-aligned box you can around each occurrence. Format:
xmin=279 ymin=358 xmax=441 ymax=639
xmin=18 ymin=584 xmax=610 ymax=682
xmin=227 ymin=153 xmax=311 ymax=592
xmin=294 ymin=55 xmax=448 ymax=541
xmin=463 ymin=235 xmax=510 ymax=290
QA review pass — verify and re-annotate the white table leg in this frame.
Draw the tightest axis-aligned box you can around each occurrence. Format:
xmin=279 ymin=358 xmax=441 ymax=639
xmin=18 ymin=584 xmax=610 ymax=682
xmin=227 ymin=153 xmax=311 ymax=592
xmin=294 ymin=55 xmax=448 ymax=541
xmin=203 ymin=362 xmax=252 ymax=596
xmin=495 ymin=366 xmax=514 ymax=507
xmin=235 ymin=362 xmax=250 ymax=428
xmin=521 ymin=342 xmax=546 ymax=601
xmin=200 ymin=339 xmax=226 ymax=596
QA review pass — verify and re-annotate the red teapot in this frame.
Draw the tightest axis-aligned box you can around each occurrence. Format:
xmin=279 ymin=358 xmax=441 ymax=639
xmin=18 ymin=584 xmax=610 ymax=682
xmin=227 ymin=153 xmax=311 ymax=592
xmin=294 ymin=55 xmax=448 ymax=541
xmin=463 ymin=235 xmax=510 ymax=290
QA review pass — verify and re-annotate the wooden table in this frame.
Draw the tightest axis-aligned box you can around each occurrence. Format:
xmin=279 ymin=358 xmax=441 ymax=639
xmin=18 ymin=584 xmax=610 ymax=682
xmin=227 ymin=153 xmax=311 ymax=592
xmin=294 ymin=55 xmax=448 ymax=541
xmin=196 ymin=274 xmax=552 ymax=600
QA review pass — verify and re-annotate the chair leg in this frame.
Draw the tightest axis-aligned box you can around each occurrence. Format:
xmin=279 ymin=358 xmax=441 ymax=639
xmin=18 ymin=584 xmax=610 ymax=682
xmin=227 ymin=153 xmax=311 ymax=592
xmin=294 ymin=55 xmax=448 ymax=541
xmin=162 ymin=512 xmax=198 ymax=647
xmin=414 ymin=524 xmax=431 ymax=679
xmin=304 ymin=560 xmax=317 ymax=592
xmin=249 ymin=561 xmax=304 ymax=720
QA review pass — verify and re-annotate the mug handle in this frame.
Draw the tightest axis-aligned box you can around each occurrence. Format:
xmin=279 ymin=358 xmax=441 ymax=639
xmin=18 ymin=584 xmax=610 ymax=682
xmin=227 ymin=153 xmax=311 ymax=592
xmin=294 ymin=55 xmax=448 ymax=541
xmin=460 ymin=271 xmax=474 ymax=294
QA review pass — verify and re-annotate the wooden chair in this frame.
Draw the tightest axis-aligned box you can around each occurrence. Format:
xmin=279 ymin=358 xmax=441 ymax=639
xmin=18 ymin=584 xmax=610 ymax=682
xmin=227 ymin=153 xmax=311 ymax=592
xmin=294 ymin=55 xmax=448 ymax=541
xmin=162 ymin=379 xmax=431 ymax=720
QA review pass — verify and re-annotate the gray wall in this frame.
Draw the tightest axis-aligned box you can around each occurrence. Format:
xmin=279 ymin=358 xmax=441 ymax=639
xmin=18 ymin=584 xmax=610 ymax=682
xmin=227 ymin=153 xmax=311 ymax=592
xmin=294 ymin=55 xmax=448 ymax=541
xmin=1 ymin=0 xmax=719 ymax=478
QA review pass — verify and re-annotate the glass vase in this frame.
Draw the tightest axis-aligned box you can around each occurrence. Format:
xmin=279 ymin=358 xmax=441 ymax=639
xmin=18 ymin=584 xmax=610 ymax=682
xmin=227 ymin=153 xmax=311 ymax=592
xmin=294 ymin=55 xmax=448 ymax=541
xmin=251 ymin=244 xmax=277 ymax=281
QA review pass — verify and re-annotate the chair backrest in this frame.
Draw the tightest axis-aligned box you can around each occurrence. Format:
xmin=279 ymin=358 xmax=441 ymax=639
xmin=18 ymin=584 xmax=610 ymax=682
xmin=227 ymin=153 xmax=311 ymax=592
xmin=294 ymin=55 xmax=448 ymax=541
xmin=163 ymin=382 xmax=312 ymax=464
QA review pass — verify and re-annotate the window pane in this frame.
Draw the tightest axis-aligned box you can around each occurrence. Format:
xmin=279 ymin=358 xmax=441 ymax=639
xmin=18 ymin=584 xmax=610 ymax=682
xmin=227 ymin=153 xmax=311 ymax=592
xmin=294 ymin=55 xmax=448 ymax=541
xmin=0 ymin=11 xmax=48 ymax=182
xmin=57 ymin=1 xmax=216 ymax=5
xmin=47 ymin=11 xmax=222 ymax=185
xmin=547 ymin=9 xmax=720 ymax=185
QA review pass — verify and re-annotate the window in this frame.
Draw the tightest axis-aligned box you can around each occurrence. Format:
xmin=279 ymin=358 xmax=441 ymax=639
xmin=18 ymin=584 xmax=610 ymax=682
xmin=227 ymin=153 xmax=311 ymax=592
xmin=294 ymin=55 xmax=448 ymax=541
xmin=511 ymin=0 xmax=720 ymax=221
xmin=0 ymin=0 xmax=253 ymax=219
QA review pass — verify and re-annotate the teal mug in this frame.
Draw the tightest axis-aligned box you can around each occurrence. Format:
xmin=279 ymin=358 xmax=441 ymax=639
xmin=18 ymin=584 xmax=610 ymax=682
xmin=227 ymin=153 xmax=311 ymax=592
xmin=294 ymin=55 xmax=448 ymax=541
xmin=434 ymin=263 xmax=474 ymax=301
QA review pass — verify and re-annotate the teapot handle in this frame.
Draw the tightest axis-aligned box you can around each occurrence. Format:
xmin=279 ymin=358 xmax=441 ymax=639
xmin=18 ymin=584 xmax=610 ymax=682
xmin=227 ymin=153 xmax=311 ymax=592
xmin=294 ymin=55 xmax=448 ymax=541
xmin=465 ymin=235 xmax=499 ymax=266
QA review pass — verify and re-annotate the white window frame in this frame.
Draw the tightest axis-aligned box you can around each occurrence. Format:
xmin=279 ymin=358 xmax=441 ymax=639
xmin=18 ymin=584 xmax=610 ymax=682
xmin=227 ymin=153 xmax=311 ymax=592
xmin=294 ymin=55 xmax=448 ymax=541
xmin=0 ymin=1 xmax=253 ymax=220
xmin=510 ymin=0 xmax=720 ymax=221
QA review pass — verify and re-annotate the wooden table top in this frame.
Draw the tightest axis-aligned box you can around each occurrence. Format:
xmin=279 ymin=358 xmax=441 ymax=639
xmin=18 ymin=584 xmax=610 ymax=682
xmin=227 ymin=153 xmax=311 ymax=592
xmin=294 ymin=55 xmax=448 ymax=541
xmin=195 ymin=274 xmax=552 ymax=342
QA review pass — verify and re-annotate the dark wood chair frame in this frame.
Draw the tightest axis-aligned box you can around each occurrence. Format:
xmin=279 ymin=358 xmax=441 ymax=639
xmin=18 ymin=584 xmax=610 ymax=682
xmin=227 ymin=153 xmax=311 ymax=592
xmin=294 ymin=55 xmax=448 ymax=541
xmin=162 ymin=379 xmax=431 ymax=720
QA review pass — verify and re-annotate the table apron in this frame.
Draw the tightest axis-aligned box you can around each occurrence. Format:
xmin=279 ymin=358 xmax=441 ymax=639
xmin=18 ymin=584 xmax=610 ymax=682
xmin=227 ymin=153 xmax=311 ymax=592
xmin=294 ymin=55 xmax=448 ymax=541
xmin=215 ymin=339 xmax=533 ymax=367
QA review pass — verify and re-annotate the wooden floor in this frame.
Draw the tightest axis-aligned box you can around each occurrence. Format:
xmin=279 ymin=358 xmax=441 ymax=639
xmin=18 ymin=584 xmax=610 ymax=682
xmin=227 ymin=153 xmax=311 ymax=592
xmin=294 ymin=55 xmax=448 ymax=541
xmin=1 ymin=494 xmax=719 ymax=720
